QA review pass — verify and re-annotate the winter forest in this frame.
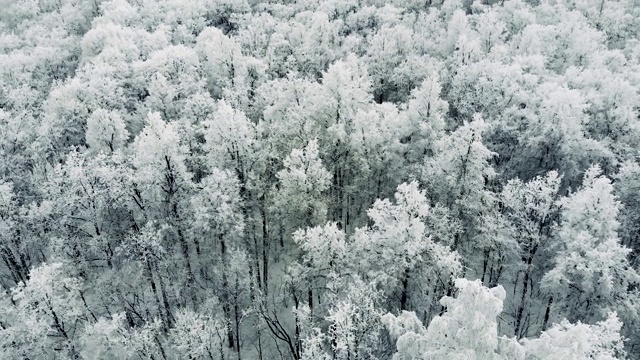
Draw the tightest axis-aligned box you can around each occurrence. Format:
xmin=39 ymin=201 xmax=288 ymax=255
xmin=1 ymin=0 xmax=640 ymax=358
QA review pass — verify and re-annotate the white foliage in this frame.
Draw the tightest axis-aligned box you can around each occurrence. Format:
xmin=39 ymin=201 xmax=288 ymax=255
xmin=523 ymin=312 xmax=626 ymax=360
xmin=130 ymin=111 xmax=191 ymax=211
xmin=0 ymin=263 xmax=85 ymax=358
xmin=85 ymin=108 xmax=129 ymax=154
xmin=383 ymin=278 xmax=523 ymax=360
xmin=191 ymin=168 xmax=245 ymax=239
xmin=424 ymin=114 xmax=496 ymax=211
xmin=195 ymin=27 xmax=246 ymax=99
xmin=326 ymin=276 xmax=383 ymax=360
xmin=300 ymin=327 xmax=331 ymax=360
xmin=352 ymin=181 xmax=461 ymax=287
xmin=276 ymin=138 xmax=331 ymax=225
xmin=203 ymin=100 xmax=256 ymax=171
xmin=293 ymin=222 xmax=347 ymax=272
xmin=170 ymin=309 xmax=227 ymax=359
xmin=80 ymin=313 xmax=133 ymax=359
xmin=322 ymin=53 xmax=372 ymax=123
xmin=543 ymin=165 xmax=640 ymax=323
xmin=384 ymin=278 xmax=628 ymax=359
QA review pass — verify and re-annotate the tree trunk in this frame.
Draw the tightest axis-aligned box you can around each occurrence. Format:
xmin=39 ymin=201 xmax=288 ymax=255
xmin=514 ymin=267 xmax=530 ymax=337
xmin=164 ymin=156 xmax=196 ymax=306
xmin=145 ymin=258 xmax=171 ymax=328
xmin=155 ymin=261 xmax=174 ymax=329
xmin=515 ymin=250 xmax=535 ymax=338
xmin=234 ymin=277 xmax=242 ymax=360
xmin=481 ymin=250 xmax=489 ymax=284
xmin=400 ymin=268 xmax=410 ymax=311
xmin=293 ymin=293 xmax=301 ymax=359
xmin=262 ymin=206 xmax=269 ymax=296
xmin=177 ymin=227 xmax=197 ymax=306
xmin=542 ymin=296 xmax=553 ymax=331
xmin=220 ymin=236 xmax=234 ymax=349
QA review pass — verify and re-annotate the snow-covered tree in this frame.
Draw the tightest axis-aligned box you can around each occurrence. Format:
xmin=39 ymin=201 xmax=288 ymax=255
xmin=170 ymin=308 xmax=227 ymax=359
xmin=130 ymin=112 xmax=197 ymax=307
xmin=523 ymin=312 xmax=626 ymax=360
xmin=502 ymin=171 xmax=562 ymax=337
xmin=352 ymin=181 xmax=461 ymax=312
xmin=614 ymin=160 xmax=640 ymax=266
xmin=542 ymin=165 xmax=640 ymax=330
xmin=275 ymin=139 xmax=331 ymax=230
xmin=85 ymin=108 xmax=129 ymax=154
xmin=0 ymin=263 xmax=86 ymax=359
xmin=401 ymin=72 xmax=448 ymax=165
xmin=422 ymin=115 xmax=498 ymax=263
xmin=382 ymin=278 xmax=524 ymax=360
xmin=79 ymin=313 xmax=166 ymax=360
xmin=383 ymin=278 xmax=628 ymax=360
xmin=325 ymin=277 xmax=384 ymax=360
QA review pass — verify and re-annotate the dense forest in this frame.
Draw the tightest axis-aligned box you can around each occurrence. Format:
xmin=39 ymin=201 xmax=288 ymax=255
xmin=1 ymin=0 xmax=640 ymax=358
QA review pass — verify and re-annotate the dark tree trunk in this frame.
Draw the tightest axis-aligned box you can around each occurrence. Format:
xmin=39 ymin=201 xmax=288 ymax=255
xmin=542 ymin=296 xmax=553 ymax=331
xmin=400 ymin=268 xmax=410 ymax=311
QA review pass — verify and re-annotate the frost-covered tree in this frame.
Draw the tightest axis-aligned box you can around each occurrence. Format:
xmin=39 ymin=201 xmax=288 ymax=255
xmin=401 ymin=72 xmax=448 ymax=166
xmin=351 ymin=181 xmax=461 ymax=313
xmin=134 ymin=45 xmax=204 ymax=119
xmin=291 ymin=222 xmax=347 ymax=300
xmin=614 ymin=160 xmax=640 ymax=267
xmin=382 ymin=278 xmax=524 ymax=360
xmin=79 ymin=313 xmax=166 ymax=360
xmin=195 ymin=28 xmax=240 ymax=92
xmin=325 ymin=277 xmax=384 ymax=360
xmin=275 ymin=139 xmax=331 ymax=230
xmin=519 ymin=84 xmax=610 ymax=185
xmin=542 ymin=165 xmax=640 ymax=333
xmin=0 ymin=180 xmax=32 ymax=285
xmin=170 ymin=308 xmax=228 ymax=359
xmin=130 ymin=112 xmax=191 ymax=219
xmin=37 ymin=150 xmax=133 ymax=280
xmin=85 ymin=109 xmax=129 ymax=154
xmin=502 ymin=171 xmax=562 ymax=337
xmin=0 ymin=263 xmax=86 ymax=359
xmin=130 ymin=112 xmax=198 ymax=307
xmin=422 ymin=115 xmax=498 ymax=263
xmin=190 ymin=168 xmax=245 ymax=350
xmin=383 ymin=278 xmax=627 ymax=360
xmin=523 ymin=312 xmax=626 ymax=360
